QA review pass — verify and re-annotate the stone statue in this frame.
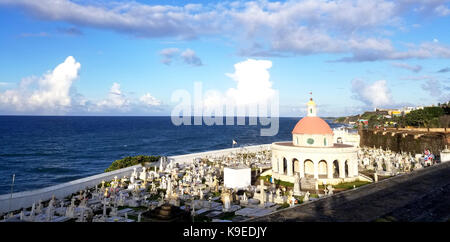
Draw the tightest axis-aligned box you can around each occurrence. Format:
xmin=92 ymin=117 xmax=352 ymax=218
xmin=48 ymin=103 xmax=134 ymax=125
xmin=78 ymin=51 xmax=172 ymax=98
xmin=327 ymin=185 xmax=334 ymax=195
xmin=303 ymin=191 xmax=310 ymax=202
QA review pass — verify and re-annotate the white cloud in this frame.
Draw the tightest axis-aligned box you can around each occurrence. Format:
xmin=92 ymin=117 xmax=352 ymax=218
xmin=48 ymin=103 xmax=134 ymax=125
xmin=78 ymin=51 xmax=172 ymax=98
xmin=0 ymin=56 xmax=80 ymax=113
xmin=180 ymin=49 xmax=202 ymax=66
xmin=435 ymin=4 xmax=450 ymax=16
xmin=96 ymin=82 xmax=129 ymax=110
xmin=190 ymin=59 xmax=277 ymax=113
xmin=140 ymin=93 xmax=161 ymax=106
xmin=225 ymin=59 xmax=275 ymax=106
xmin=159 ymin=48 xmax=180 ymax=65
xmin=3 ymin=0 xmax=450 ymax=62
xmin=159 ymin=48 xmax=203 ymax=66
xmin=351 ymin=79 xmax=393 ymax=107
xmin=391 ymin=62 xmax=422 ymax=72
xmin=0 ymin=57 xmax=163 ymax=114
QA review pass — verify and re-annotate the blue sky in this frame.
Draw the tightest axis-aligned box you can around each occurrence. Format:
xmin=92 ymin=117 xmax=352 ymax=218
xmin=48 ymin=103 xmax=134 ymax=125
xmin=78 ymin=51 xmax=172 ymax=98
xmin=0 ymin=0 xmax=449 ymax=117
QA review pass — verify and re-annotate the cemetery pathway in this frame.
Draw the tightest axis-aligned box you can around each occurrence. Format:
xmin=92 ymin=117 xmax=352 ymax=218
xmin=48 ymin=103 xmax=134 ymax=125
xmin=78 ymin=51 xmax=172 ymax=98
xmin=249 ymin=162 xmax=450 ymax=222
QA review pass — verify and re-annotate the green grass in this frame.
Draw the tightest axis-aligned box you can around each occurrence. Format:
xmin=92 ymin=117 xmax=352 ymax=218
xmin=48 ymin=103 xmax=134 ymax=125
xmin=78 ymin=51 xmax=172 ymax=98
xmin=211 ymin=191 xmax=221 ymax=197
xmin=274 ymin=179 xmax=294 ymax=187
xmin=333 ymin=181 xmax=371 ymax=190
xmin=277 ymin=203 xmax=290 ymax=210
xmin=259 ymin=175 xmax=272 ymax=182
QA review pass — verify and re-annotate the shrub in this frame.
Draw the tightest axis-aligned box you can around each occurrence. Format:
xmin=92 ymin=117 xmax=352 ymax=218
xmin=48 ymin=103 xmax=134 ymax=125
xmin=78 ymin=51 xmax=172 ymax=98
xmin=105 ymin=155 xmax=161 ymax=172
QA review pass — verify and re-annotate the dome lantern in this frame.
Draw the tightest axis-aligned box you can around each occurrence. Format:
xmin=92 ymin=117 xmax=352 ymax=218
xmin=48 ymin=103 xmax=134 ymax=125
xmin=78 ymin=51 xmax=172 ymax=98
xmin=307 ymin=98 xmax=317 ymax=117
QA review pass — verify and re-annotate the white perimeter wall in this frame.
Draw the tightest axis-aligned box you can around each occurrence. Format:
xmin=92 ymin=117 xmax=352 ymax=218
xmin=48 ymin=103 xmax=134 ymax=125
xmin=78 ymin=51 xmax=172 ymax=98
xmin=0 ymin=144 xmax=271 ymax=214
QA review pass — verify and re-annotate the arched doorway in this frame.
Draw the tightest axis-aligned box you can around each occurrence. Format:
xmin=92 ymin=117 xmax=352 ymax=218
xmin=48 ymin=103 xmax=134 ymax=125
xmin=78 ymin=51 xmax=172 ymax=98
xmin=304 ymin=159 xmax=314 ymax=177
xmin=293 ymin=158 xmax=300 ymax=174
xmin=332 ymin=160 xmax=339 ymax=178
xmin=318 ymin=160 xmax=327 ymax=178
xmin=283 ymin=158 xmax=287 ymax=174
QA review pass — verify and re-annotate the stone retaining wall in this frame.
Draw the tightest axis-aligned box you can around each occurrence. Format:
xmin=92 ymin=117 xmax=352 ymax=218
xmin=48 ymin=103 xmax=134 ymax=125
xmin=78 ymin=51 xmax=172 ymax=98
xmin=359 ymin=129 xmax=449 ymax=154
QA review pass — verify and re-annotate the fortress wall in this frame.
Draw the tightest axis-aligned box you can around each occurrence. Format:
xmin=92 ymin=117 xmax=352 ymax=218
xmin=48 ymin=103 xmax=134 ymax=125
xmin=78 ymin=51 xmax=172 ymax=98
xmin=359 ymin=129 xmax=449 ymax=155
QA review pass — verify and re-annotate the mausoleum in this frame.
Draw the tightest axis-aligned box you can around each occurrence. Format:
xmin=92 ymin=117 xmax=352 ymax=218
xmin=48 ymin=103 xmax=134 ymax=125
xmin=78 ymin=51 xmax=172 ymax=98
xmin=271 ymin=98 xmax=359 ymax=185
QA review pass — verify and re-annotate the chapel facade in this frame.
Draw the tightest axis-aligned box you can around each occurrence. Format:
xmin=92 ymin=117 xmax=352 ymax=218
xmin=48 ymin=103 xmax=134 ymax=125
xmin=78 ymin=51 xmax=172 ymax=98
xmin=271 ymin=98 xmax=359 ymax=185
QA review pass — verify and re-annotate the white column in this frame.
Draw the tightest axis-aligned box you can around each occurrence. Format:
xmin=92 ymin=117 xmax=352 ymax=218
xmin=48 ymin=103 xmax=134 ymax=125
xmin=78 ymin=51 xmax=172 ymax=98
xmin=313 ymin=160 xmax=319 ymax=179
xmin=353 ymin=160 xmax=359 ymax=177
xmin=299 ymin=159 xmax=305 ymax=178
xmin=287 ymin=158 xmax=293 ymax=176
xmin=339 ymin=160 xmax=345 ymax=178
xmin=272 ymin=155 xmax=278 ymax=173
xmin=279 ymin=158 xmax=284 ymax=174
xmin=348 ymin=160 xmax=354 ymax=177
xmin=327 ymin=160 xmax=333 ymax=179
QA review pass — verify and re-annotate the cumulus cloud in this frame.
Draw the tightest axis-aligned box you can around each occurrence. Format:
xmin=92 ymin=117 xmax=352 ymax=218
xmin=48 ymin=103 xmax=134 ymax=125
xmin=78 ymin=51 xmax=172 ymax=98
xmin=104 ymin=82 xmax=128 ymax=108
xmin=159 ymin=48 xmax=203 ymax=66
xmin=0 ymin=57 xmax=162 ymax=114
xmin=351 ymin=79 xmax=393 ymax=107
xmin=140 ymin=93 xmax=161 ymax=106
xmin=186 ymin=59 xmax=276 ymax=114
xmin=2 ymin=0 xmax=450 ymax=62
xmin=226 ymin=59 xmax=275 ymax=106
xmin=0 ymin=56 xmax=80 ymax=113
xmin=89 ymin=83 xmax=163 ymax=113
xmin=391 ymin=62 xmax=422 ymax=72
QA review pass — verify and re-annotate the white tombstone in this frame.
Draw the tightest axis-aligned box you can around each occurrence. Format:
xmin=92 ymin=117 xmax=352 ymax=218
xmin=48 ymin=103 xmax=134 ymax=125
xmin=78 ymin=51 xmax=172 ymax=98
xmin=440 ymin=146 xmax=450 ymax=163
xmin=223 ymin=166 xmax=251 ymax=189
xmin=36 ymin=200 xmax=43 ymax=214
xmin=65 ymin=204 xmax=75 ymax=218
xmin=223 ymin=195 xmax=231 ymax=212
xmin=140 ymin=167 xmax=148 ymax=181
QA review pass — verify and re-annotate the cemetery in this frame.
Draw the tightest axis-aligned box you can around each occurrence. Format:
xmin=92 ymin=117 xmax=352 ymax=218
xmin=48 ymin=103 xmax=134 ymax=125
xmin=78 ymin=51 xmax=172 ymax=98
xmin=0 ymin=97 xmax=447 ymax=222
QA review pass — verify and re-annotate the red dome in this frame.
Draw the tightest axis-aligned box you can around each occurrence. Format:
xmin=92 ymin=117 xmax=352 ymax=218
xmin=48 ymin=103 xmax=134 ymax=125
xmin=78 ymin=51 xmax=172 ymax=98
xmin=292 ymin=116 xmax=333 ymax=135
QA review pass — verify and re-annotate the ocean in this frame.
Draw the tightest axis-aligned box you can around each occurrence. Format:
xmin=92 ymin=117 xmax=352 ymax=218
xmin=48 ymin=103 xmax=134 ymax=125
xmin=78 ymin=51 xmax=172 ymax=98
xmin=0 ymin=116 xmax=342 ymax=195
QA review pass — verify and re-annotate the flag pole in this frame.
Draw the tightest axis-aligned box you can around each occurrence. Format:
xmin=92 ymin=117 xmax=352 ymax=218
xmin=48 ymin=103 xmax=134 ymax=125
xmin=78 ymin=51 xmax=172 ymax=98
xmin=9 ymin=174 xmax=15 ymax=212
